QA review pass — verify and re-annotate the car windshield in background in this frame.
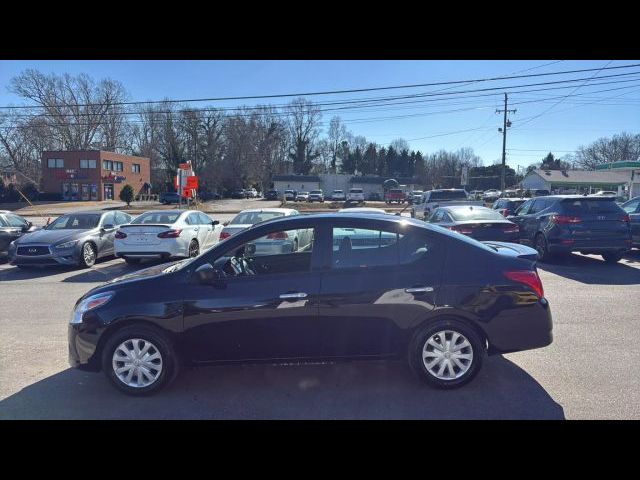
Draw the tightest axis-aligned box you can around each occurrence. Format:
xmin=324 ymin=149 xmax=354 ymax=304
xmin=310 ymin=190 xmax=323 ymax=194
xmin=449 ymin=208 xmax=505 ymax=221
xmin=350 ymin=189 xmax=363 ymax=193
xmin=231 ymin=211 xmax=285 ymax=225
xmin=46 ymin=214 xmax=101 ymax=230
xmin=430 ymin=191 xmax=468 ymax=201
xmin=131 ymin=212 xmax=181 ymax=224
xmin=562 ymin=199 xmax=622 ymax=214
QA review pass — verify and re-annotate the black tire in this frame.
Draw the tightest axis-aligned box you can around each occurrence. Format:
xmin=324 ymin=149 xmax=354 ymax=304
xmin=408 ymin=318 xmax=484 ymax=389
xmin=78 ymin=242 xmax=96 ymax=268
xmin=124 ymin=257 xmax=141 ymax=265
xmin=602 ymin=251 xmax=623 ymax=263
xmin=534 ymin=233 xmax=553 ymax=263
xmin=188 ymin=239 xmax=200 ymax=258
xmin=102 ymin=324 xmax=179 ymax=396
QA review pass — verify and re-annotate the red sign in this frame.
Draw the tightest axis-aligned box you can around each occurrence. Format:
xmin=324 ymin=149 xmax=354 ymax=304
xmin=179 ymin=163 xmax=191 ymax=170
xmin=185 ymin=176 xmax=199 ymax=189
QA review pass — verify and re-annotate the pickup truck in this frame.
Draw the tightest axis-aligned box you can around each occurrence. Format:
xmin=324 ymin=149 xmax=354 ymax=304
xmin=410 ymin=189 xmax=483 ymax=220
xmin=384 ymin=189 xmax=407 ymax=204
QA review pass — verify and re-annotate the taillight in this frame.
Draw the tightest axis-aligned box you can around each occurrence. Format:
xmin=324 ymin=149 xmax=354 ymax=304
xmin=622 ymin=214 xmax=630 ymax=223
xmin=500 ymin=209 xmax=509 ymax=217
xmin=157 ymin=229 xmax=182 ymax=238
xmin=504 ymin=270 xmax=544 ymax=298
xmin=266 ymin=231 xmax=288 ymax=240
xmin=219 ymin=231 xmax=231 ymax=240
xmin=449 ymin=225 xmax=473 ymax=235
xmin=503 ymin=225 xmax=519 ymax=234
xmin=551 ymin=215 xmax=582 ymax=225
xmin=115 ymin=231 xmax=127 ymax=239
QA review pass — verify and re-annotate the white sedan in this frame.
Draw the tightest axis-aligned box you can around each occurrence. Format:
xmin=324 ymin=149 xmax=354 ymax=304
xmin=115 ymin=210 xmax=222 ymax=264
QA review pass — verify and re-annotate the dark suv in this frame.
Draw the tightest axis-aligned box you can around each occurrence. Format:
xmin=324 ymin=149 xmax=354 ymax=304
xmin=508 ymin=195 xmax=631 ymax=263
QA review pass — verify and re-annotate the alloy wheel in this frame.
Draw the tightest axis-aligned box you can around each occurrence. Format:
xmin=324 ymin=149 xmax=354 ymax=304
xmin=422 ymin=330 xmax=474 ymax=380
xmin=83 ymin=243 xmax=96 ymax=266
xmin=112 ymin=338 xmax=163 ymax=388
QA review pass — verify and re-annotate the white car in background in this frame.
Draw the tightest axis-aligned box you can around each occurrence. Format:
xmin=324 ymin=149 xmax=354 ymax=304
xmin=114 ymin=210 xmax=222 ymax=264
xmin=219 ymin=208 xmax=311 ymax=254
xmin=338 ymin=207 xmax=387 ymax=214
xmin=347 ymin=188 xmax=365 ymax=202
xmin=331 ymin=190 xmax=346 ymax=201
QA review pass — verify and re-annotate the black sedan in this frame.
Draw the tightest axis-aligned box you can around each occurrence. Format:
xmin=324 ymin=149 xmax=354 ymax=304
xmin=69 ymin=213 xmax=552 ymax=395
xmin=427 ymin=205 xmax=520 ymax=242
xmin=9 ymin=210 xmax=133 ymax=268
xmin=264 ymin=190 xmax=279 ymax=200
xmin=0 ymin=211 xmax=38 ymax=259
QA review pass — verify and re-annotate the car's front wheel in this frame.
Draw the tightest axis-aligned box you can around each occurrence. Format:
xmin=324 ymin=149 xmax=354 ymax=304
xmin=408 ymin=318 xmax=484 ymax=389
xmin=79 ymin=242 xmax=96 ymax=268
xmin=534 ymin=233 xmax=553 ymax=262
xmin=102 ymin=325 xmax=179 ymax=396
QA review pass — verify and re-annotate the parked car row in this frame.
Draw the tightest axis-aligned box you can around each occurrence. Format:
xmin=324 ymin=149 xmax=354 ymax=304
xmin=422 ymin=195 xmax=637 ymax=264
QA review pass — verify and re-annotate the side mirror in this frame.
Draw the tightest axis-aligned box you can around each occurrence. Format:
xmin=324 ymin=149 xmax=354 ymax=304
xmin=223 ymin=221 xmax=229 ymax=226
xmin=212 ymin=220 xmax=219 ymax=226
xmin=195 ymin=263 xmax=225 ymax=287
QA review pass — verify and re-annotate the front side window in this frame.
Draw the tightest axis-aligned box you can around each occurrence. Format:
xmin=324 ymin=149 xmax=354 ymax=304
xmin=101 ymin=212 xmax=116 ymax=227
xmin=517 ymin=199 xmax=534 ymax=216
xmin=5 ymin=214 xmax=28 ymax=228
xmin=0 ymin=216 xmax=8 ymax=227
xmin=46 ymin=214 xmax=101 ymax=230
xmin=218 ymin=228 xmax=315 ymax=276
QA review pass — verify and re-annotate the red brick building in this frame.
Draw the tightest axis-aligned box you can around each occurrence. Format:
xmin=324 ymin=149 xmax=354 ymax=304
xmin=41 ymin=150 xmax=150 ymax=201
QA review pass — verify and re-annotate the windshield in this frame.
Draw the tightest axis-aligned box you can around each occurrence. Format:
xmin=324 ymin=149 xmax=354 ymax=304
xmin=430 ymin=190 xmax=468 ymax=201
xmin=131 ymin=212 xmax=182 ymax=224
xmin=449 ymin=207 xmax=505 ymax=221
xmin=231 ymin=211 xmax=285 ymax=225
xmin=310 ymin=190 xmax=322 ymax=194
xmin=350 ymin=189 xmax=363 ymax=193
xmin=46 ymin=214 xmax=101 ymax=230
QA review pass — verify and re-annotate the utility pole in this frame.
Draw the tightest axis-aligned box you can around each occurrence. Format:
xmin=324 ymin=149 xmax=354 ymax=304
xmin=496 ymin=93 xmax=517 ymax=192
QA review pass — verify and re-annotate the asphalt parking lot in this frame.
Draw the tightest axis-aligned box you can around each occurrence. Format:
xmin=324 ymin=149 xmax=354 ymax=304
xmin=1 ymin=246 xmax=639 ymax=419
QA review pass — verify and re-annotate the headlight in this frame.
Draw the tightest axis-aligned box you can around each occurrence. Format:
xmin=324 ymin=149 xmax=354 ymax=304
xmin=70 ymin=291 xmax=114 ymax=324
xmin=55 ymin=240 xmax=78 ymax=249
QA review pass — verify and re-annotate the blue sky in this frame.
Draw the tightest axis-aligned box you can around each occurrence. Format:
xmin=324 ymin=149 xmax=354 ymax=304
xmin=1 ymin=60 xmax=639 ymax=171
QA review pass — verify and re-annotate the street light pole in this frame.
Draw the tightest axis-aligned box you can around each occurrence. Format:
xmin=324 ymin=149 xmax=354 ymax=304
xmin=496 ymin=93 xmax=517 ymax=192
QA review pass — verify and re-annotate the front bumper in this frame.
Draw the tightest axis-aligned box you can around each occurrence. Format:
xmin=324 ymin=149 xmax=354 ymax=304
xmin=11 ymin=245 xmax=81 ymax=266
xmin=68 ymin=322 xmax=104 ymax=371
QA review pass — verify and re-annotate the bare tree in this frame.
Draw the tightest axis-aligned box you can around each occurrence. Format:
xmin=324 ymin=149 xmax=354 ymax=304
xmin=327 ymin=116 xmax=349 ymax=173
xmin=286 ymin=98 xmax=322 ymax=175
xmin=573 ymin=132 xmax=640 ymax=169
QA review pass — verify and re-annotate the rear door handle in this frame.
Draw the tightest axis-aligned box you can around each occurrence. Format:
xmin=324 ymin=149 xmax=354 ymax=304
xmin=405 ymin=287 xmax=434 ymax=293
xmin=279 ymin=292 xmax=308 ymax=299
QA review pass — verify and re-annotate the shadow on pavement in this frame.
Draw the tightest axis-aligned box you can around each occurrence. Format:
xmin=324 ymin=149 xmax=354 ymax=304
xmin=538 ymin=252 xmax=640 ymax=285
xmin=0 ymin=355 xmax=564 ymax=419
xmin=0 ymin=256 xmax=141 ymax=282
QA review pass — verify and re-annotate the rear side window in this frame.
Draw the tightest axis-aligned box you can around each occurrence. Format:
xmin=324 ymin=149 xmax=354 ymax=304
xmin=561 ymin=199 xmax=622 ymax=214
xmin=0 ymin=216 xmax=7 ymax=227
xmin=332 ymin=227 xmax=400 ymax=269
xmin=623 ymin=198 xmax=640 ymax=213
xmin=198 ymin=213 xmax=211 ymax=224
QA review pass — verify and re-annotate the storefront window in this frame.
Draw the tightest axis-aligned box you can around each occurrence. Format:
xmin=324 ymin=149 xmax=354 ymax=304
xmin=81 ymin=184 xmax=90 ymax=201
xmin=90 ymin=184 xmax=98 ymax=201
xmin=71 ymin=183 xmax=79 ymax=201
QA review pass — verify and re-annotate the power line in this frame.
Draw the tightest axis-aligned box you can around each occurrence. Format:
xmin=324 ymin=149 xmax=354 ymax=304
xmin=2 ymin=62 xmax=640 ymax=111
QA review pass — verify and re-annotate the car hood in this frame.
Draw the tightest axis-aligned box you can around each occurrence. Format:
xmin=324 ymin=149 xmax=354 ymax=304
xmin=105 ymin=259 xmax=187 ymax=287
xmin=15 ymin=228 xmax=91 ymax=245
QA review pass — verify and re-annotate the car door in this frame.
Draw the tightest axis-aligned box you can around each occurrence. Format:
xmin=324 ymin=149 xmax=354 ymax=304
xmin=182 ymin=223 xmax=324 ymax=362
xmin=509 ymin=199 xmax=535 ymax=245
xmin=622 ymin=198 xmax=640 ymax=245
xmin=316 ymin=219 xmax=443 ymax=358
xmin=98 ymin=212 xmax=118 ymax=256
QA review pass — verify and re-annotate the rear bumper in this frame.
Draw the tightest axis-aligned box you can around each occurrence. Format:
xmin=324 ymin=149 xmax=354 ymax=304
xmin=547 ymin=237 xmax=630 ymax=253
xmin=484 ymin=299 xmax=553 ymax=354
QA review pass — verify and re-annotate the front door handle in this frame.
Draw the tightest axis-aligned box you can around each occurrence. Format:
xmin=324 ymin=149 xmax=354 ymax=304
xmin=279 ymin=292 xmax=308 ymax=300
xmin=405 ymin=286 xmax=434 ymax=293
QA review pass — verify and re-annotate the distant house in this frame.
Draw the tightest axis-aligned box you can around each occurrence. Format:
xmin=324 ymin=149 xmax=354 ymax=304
xmin=521 ymin=168 xmax=633 ymax=196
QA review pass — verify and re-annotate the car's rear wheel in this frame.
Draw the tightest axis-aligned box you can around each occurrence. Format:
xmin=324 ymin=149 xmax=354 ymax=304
xmin=534 ymin=233 xmax=552 ymax=262
xmin=408 ymin=318 xmax=484 ymax=389
xmin=102 ymin=325 xmax=178 ymax=396
xmin=79 ymin=242 xmax=96 ymax=268
xmin=602 ymin=251 xmax=623 ymax=263
xmin=188 ymin=239 xmax=200 ymax=258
